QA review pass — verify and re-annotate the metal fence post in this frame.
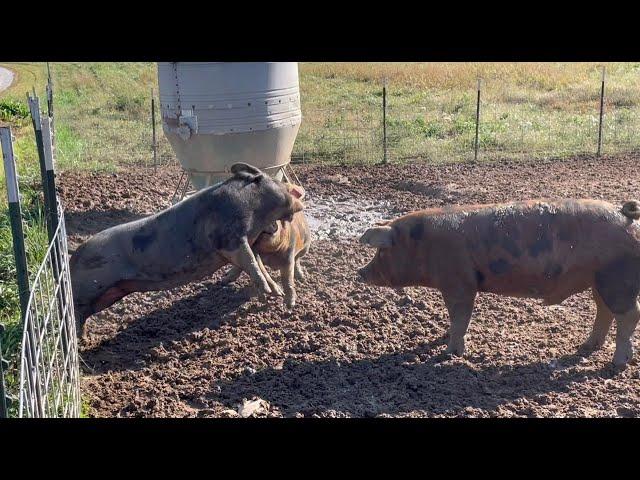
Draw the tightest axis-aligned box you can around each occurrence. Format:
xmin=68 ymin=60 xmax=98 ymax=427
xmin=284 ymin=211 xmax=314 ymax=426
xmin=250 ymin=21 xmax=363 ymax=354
xmin=151 ymin=88 xmax=158 ymax=170
xmin=474 ymin=78 xmax=482 ymax=162
xmin=342 ymin=108 xmax=347 ymax=163
xmin=0 ymin=323 xmax=9 ymax=418
xmin=46 ymin=63 xmax=55 ymax=147
xmin=46 ymin=63 xmax=54 ymax=126
xmin=27 ymin=94 xmax=55 ymax=241
xmin=1 ymin=127 xmax=30 ymax=320
xmin=41 ymin=117 xmax=59 ymax=233
xmin=382 ymin=77 xmax=388 ymax=164
xmin=597 ymin=66 xmax=606 ymax=157
xmin=42 ymin=114 xmax=74 ymax=371
xmin=0 ymin=323 xmax=10 ymax=418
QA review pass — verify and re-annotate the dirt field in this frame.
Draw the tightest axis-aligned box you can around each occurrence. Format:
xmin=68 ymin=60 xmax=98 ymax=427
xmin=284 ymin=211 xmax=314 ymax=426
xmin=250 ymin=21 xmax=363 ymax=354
xmin=59 ymin=155 xmax=640 ymax=417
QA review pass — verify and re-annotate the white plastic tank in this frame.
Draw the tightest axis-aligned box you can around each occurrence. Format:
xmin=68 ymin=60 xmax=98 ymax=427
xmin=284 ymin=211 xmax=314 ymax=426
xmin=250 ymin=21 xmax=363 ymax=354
xmin=157 ymin=62 xmax=302 ymax=190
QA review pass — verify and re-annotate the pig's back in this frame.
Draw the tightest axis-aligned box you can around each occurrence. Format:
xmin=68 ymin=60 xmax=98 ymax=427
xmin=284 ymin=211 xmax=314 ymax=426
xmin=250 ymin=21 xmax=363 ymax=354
xmin=431 ymin=199 xmax=640 ymax=302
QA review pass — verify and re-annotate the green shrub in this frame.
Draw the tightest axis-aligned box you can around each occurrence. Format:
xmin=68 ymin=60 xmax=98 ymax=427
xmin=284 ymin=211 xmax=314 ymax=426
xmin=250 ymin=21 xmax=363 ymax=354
xmin=112 ymin=93 xmax=144 ymax=115
xmin=0 ymin=99 xmax=30 ymax=122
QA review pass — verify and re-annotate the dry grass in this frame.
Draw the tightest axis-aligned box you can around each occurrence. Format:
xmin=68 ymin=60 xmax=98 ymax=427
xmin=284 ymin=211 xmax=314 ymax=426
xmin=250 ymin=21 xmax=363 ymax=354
xmin=1 ymin=62 xmax=638 ymax=171
xmin=301 ymin=62 xmax=620 ymax=90
xmin=296 ymin=63 xmax=640 ymax=163
xmin=0 ymin=61 xmax=638 ymax=193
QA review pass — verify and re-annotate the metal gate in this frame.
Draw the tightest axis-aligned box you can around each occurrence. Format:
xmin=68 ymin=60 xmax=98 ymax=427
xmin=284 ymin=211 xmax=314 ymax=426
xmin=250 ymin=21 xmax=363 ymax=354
xmin=18 ymin=204 xmax=81 ymax=418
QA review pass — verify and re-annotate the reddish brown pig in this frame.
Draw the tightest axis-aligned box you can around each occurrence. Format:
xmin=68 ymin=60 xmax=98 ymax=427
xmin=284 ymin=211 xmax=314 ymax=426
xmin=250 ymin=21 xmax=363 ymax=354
xmin=221 ymin=185 xmax=310 ymax=308
xmin=358 ymin=199 xmax=640 ymax=367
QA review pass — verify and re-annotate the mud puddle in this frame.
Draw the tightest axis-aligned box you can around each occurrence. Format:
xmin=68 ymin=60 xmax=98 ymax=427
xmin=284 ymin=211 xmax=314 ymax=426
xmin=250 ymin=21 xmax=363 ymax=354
xmin=304 ymin=194 xmax=395 ymax=241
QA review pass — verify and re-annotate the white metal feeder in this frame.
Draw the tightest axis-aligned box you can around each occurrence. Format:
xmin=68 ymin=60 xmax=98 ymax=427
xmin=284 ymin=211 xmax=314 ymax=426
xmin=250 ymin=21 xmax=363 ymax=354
xmin=157 ymin=62 xmax=302 ymax=193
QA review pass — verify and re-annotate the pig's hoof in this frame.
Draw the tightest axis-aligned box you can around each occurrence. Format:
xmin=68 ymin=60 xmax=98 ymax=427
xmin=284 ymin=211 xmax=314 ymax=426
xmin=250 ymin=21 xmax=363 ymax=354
xmin=271 ymin=284 xmax=285 ymax=297
xmin=578 ymin=337 xmax=605 ymax=355
xmin=444 ymin=343 xmax=465 ymax=357
xmin=294 ymin=266 xmax=306 ymax=281
xmin=612 ymin=346 xmax=633 ymax=368
xmin=254 ymin=282 xmax=272 ymax=297
xmin=283 ymin=288 xmax=296 ymax=309
xmin=444 ymin=347 xmax=464 ymax=357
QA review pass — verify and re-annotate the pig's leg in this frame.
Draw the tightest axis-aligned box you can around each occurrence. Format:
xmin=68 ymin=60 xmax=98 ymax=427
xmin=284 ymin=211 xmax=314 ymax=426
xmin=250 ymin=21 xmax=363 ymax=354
xmin=75 ymin=310 xmax=90 ymax=342
xmin=220 ymin=238 xmax=271 ymax=295
xmin=220 ymin=254 xmax=282 ymax=297
xmin=220 ymin=265 xmax=243 ymax=285
xmin=594 ymin=257 xmax=640 ymax=366
xmin=280 ymin=254 xmax=297 ymax=308
xmin=441 ymin=288 xmax=477 ymax=357
xmin=294 ymin=259 xmax=306 ymax=281
xmin=580 ymin=289 xmax=614 ymax=353
xmin=256 ymin=254 xmax=284 ymax=297
xmin=294 ymin=246 xmax=309 ymax=281
xmin=612 ymin=301 xmax=640 ymax=367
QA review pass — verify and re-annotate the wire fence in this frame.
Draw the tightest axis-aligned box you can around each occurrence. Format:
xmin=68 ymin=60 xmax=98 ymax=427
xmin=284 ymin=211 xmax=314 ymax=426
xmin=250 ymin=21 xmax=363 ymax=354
xmin=18 ymin=203 xmax=81 ymax=418
xmin=48 ymin=66 xmax=640 ymax=172
xmin=291 ymin=70 xmax=640 ymax=165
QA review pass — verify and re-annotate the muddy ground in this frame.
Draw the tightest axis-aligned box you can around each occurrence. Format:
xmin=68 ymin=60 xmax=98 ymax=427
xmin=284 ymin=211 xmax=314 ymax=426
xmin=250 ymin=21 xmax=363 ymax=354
xmin=59 ymin=154 xmax=640 ymax=417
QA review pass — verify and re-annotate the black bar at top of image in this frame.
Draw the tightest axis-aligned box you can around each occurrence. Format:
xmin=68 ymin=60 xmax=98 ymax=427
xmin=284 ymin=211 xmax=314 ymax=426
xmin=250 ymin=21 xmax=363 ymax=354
xmin=3 ymin=16 xmax=639 ymax=62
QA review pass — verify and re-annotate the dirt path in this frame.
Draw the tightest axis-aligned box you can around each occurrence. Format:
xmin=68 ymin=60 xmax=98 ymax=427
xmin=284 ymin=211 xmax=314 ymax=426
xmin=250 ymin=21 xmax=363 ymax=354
xmin=59 ymin=155 xmax=640 ymax=417
xmin=0 ymin=66 xmax=15 ymax=93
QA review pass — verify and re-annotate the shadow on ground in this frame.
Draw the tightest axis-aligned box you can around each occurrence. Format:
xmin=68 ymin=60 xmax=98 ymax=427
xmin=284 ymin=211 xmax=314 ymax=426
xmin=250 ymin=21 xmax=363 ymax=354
xmin=80 ymin=278 xmax=260 ymax=374
xmin=211 ymin=346 xmax=617 ymax=417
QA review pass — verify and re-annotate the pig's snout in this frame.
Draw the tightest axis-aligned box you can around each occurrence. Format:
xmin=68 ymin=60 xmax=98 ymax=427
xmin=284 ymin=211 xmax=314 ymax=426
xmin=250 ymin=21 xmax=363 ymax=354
xmin=358 ymin=259 xmax=391 ymax=287
xmin=264 ymin=222 xmax=278 ymax=235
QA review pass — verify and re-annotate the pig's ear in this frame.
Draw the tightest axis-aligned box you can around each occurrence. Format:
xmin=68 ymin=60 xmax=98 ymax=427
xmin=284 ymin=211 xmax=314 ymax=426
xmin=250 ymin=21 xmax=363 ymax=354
xmin=292 ymin=198 xmax=305 ymax=213
xmin=287 ymin=183 xmax=305 ymax=200
xmin=230 ymin=163 xmax=262 ymax=176
xmin=360 ymin=226 xmax=395 ymax=248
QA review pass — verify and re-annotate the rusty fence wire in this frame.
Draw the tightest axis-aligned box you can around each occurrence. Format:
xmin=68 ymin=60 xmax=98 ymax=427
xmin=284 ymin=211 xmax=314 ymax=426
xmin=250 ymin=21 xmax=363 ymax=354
xmin=18 ymin=203 xmax=81 ymax=418
xmin=49 ymin=69 xmax=640 ymax=170
xmin=292 ymin=107 xmax=383 ymax=165
xmin=291 ymin=73 xmax=640 ymax=165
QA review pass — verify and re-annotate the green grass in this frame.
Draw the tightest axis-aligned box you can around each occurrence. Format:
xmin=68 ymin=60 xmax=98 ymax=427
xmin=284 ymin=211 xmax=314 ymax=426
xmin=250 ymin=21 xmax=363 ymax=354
xmin=0 ymin=192 xmax=48 ymax=416
xmin=296 ymin=63 xmax=640 ymax=163
xmin=2 ymin=62 xmax=638 ymax=172
xmin=1 ymin=62 xmax=640 ymax=416
xmin=0 ymin=99 xmax=30 ymax=123
xmin=80 ymin=396 xmax=91 ymax=418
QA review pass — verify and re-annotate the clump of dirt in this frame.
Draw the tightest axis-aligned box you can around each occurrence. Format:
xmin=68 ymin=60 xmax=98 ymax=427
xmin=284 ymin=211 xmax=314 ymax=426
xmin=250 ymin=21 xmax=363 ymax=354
xmin=393 ymin=180 xmax=465 ymax=203
xmin=59 ymin=154 xmax=640 ymax=418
